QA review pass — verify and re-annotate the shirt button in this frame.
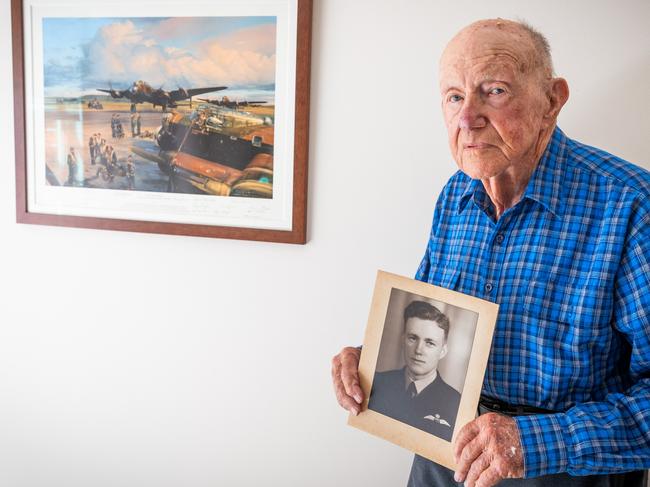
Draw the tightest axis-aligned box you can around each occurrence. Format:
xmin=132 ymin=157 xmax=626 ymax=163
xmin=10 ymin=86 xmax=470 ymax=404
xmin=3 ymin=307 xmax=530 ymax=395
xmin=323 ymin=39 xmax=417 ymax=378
xmin=496 ymin=233 xmax=505 ymax=244
xmin=485 ymin=283 xmax=494 ymax=293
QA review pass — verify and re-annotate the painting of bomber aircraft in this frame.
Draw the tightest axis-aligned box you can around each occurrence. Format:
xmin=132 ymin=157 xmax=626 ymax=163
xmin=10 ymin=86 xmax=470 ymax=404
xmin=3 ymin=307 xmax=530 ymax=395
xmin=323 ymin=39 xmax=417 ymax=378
xmin=28 ymin=7 xmax=308 ymax=242
xmin=42 ymin=15 xmax=278 ymax=198
xmin=98 ymin=80 xmax=227 ymax=112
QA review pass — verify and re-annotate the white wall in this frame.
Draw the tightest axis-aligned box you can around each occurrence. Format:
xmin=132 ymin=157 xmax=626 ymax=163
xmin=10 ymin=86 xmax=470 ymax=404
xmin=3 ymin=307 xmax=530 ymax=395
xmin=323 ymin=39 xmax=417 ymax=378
xmin=1 ymin=1 xmax=648 ymax=486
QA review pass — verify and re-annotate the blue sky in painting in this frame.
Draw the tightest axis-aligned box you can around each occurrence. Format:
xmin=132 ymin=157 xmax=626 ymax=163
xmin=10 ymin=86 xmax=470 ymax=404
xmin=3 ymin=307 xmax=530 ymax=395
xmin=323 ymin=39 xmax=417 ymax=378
xmin=43 ymin=16 xmax=277 ymax=97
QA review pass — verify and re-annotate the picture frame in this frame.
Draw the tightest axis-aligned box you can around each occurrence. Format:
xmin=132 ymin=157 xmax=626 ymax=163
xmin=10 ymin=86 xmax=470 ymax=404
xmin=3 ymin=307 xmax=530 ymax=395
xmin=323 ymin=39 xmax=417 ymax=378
xmin=12 ymin=0 xmax=312 ymax=244
xmin=348 ymin=270 xmax=498 ymax=470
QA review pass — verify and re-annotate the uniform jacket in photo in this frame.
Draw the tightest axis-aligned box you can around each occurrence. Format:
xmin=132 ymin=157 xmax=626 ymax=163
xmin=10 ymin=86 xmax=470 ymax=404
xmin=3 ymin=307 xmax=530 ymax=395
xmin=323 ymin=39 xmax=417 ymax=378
xmin=368 ymin=367 xmax=460 ymax=441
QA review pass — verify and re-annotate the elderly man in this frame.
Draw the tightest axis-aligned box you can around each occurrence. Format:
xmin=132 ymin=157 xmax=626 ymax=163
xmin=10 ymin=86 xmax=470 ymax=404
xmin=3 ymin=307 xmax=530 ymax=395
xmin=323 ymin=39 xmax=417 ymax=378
xmin=331 ymin=19 xmax=650 ymax=487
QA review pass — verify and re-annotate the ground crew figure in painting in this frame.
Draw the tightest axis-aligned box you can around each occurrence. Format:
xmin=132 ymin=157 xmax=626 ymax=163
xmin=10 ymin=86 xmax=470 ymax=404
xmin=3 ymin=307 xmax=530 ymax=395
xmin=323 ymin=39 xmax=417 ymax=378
xmin=99 ymin=138 xmax=106 ymax=161
xmin=110 ymin=114 xmax=117 ymax=138
xmin=126 ymin=154 xmax=135 ymax=190
xmin=101 ymin=145 xmax=108 ymax=168
xmin=88 ymin=135 xmax=95 ymax=165
xmin=110 ymin=145 xmax=118 ymax=169
xmin=66 ymin=147 xmax=77 ymax=186
xmin=115 ymin=115 xmax=124 ymax=139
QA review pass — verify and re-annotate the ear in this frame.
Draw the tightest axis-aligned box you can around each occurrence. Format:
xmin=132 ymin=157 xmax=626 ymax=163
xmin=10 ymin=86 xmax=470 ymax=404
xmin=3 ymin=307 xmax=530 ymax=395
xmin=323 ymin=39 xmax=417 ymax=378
xmin=542 ymin=77 xmax=569 ymax=127
xmin=440 ymin=343 xmax=448 ymax=360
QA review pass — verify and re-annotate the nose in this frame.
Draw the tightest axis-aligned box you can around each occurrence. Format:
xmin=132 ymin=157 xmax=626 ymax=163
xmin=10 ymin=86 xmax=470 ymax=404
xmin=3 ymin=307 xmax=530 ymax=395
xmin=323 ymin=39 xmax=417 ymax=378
xmin=414 ymin=340 xmax=424 ymax=355
xmin=458 ymin=96 xmax=486 ymax=130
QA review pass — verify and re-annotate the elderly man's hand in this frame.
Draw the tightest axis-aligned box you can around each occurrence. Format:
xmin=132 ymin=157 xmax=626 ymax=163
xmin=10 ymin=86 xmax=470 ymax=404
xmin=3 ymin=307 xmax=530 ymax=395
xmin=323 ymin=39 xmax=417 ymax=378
xmin=453 ymin=412 xmax=524 ymax=487
xmin=331 ymin=346 xmax=364 ymax=415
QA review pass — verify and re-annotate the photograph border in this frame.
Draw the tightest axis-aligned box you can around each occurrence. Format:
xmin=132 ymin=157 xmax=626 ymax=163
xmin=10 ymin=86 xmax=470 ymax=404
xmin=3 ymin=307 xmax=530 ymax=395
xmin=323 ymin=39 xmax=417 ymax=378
xmin=348 ymin=270 xmax=499 ymax=470
xmin=11 ymin=0 xmax=312 ymax=244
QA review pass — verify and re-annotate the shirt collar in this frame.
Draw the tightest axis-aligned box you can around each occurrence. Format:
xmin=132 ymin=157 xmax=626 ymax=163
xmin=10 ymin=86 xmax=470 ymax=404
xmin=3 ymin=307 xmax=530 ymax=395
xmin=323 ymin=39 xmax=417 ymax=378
xmin=457 ymin=126 xmax=568 ymax=217
xmin=404 ymin=367 xmax=438 ymax=395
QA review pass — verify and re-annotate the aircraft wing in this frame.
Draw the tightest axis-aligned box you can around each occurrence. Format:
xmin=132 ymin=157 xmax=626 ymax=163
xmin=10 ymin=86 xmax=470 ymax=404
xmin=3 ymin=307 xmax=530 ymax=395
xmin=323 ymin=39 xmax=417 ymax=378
xmin=97 ymin=88 xmax=130 ymax=99
xmin=170 ymin=86 xmax=228 ymax=102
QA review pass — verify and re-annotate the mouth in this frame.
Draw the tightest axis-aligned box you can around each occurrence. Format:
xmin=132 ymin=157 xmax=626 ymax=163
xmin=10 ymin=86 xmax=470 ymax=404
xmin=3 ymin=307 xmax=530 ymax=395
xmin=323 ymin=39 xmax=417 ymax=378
xmin=463 ymin=142 xmax=492 ymax=150
xmin=410 ymin=358 xmax=426 ymax=365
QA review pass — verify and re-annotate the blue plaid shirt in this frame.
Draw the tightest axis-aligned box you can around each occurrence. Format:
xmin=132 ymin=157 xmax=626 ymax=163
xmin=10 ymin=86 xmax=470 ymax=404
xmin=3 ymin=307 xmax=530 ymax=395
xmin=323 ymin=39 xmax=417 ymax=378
xmin=415 ymin=127 xmax=650 ymax=478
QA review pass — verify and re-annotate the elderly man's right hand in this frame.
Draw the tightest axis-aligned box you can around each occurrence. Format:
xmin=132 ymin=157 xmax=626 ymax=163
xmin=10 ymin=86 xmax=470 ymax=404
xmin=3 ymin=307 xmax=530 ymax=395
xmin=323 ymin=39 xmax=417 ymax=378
xmin=331 ymin=346 xmax=364 ymax=415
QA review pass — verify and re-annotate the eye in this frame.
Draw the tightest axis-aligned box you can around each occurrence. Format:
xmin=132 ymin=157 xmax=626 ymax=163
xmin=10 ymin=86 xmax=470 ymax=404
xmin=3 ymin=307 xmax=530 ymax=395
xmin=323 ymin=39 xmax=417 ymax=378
xmin=425 ymin=340 xmax=437 ymax=347
xmin=488 ymin=87 xmax=505 ymax=96
xmin=448 ymin=94 xmax=463 ymax=103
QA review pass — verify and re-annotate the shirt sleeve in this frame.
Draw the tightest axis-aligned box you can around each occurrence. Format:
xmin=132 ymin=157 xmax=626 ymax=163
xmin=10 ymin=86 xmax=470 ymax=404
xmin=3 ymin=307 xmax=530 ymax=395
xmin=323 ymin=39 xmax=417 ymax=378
xmin=414 ymin=182 xmax=451 ymax=283
xmin=414 ymin=244 xmax=431 ymax=283
xmin=515 ymin=211 xmax=650 ymax=477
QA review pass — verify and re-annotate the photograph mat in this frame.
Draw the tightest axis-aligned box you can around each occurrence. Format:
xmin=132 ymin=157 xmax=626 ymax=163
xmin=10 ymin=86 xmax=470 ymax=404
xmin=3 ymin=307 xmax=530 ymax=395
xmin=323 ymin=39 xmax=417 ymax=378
xmin=348 ymin=270 xmax=499 ymax=470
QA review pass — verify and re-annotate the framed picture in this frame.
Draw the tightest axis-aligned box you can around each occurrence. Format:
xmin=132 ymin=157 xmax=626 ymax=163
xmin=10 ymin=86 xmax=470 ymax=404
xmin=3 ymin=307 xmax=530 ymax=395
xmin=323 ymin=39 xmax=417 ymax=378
xmin=11 ymin=0 xmax=311 ymax=243
xmin=348 ymin=271 xmax=498 ymax=470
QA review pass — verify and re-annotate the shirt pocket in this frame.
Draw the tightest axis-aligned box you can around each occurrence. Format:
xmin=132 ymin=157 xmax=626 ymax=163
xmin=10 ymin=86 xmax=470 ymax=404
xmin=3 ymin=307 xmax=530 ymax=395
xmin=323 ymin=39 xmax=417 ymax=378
xmin=441 ymin=267 xmax=461 ymax=291
xmin=424 ymin=262 xmax=461 ymax=291
xmin=519 ymin=272 xmax=605 ymax=403
xmin=523 ymin=272 xmax=576 ymax=324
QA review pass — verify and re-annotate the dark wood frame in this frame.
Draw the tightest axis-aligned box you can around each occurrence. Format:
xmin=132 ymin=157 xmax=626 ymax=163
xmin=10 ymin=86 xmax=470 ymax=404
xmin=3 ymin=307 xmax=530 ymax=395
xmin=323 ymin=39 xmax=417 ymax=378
xmin=11 ymin=0 xmax=311 ymax=244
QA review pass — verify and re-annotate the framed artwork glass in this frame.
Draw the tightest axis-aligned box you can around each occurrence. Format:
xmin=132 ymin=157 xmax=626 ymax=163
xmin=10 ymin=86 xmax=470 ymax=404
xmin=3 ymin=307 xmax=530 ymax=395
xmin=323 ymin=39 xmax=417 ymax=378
xmin=12 ymin=0 xmax=311 ymax=243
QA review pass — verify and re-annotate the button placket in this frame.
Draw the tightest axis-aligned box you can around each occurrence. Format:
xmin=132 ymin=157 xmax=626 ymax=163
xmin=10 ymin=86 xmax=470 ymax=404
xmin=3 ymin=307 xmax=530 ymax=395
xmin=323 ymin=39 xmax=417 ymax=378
xmin=482 ymin=219 xmax=512 ymax=299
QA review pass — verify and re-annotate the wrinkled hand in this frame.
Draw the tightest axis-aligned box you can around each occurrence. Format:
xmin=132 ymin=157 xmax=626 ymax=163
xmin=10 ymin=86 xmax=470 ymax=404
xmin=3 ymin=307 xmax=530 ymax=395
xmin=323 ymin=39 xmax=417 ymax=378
xmin=453 ymin=412 xmax=524 ymax=487
xmin=331 ymin=346 xmax=363 ymax=415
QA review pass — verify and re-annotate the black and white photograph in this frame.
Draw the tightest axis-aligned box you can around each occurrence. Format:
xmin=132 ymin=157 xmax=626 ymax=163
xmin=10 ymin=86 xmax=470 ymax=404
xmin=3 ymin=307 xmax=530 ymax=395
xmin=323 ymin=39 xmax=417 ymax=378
xmin=367 ymin=288 xmax=478 ymax=442
xmin=349 ymin=271 xmax=498 ymax=470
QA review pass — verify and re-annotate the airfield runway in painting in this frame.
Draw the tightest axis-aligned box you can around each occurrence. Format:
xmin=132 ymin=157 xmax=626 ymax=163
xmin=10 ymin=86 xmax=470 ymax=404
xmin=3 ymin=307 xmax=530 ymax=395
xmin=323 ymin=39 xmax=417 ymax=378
xmin=43 ymin=16 xmax=277 ymax=198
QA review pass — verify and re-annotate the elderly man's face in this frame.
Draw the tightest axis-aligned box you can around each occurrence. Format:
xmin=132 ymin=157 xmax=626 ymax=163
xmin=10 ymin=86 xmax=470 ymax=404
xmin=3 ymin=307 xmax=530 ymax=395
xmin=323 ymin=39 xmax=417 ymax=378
xmin=403 ymin=317 xmax=448 ymax=380
xmin=439 ymin=23 xmax=552 ymax=180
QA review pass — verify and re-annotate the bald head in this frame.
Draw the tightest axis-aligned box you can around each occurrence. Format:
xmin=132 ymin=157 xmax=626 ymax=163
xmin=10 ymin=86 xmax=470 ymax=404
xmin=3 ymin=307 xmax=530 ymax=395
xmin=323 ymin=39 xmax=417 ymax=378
xmin=442 ymin=19 xmax=553 ymax=81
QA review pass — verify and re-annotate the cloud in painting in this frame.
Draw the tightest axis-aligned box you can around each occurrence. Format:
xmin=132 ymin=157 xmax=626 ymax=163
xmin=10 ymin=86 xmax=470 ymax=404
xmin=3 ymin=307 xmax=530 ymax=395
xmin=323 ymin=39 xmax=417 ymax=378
xmin=45 ymin=61 xmax=82 ymax=88
xmin=80 ymin=19 xmax=276 ymax=90
xmin=203 ymin=23 xmax=277 ymax=56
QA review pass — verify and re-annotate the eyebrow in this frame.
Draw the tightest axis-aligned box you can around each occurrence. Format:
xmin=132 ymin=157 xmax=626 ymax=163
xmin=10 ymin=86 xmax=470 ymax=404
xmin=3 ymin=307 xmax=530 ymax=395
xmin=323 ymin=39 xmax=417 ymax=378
xmin=443 ymin=78 xmax=511 ymax=88
xmin=478 ymin=78 xmax=514 ymax=88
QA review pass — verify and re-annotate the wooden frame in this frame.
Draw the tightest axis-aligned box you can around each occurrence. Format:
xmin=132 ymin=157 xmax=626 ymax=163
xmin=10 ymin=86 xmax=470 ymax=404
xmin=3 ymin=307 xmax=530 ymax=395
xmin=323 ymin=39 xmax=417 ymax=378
xmin=349 ymin=271 xmax=498 ymax=470
xmin=12 ymin=0 xmax=311 ymax=244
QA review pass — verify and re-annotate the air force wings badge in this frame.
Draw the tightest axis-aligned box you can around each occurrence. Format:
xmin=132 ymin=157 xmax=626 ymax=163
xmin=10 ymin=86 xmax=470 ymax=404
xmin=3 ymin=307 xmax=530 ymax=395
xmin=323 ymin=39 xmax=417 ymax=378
xmin=423 ymin=413 xmax=451 ymax=427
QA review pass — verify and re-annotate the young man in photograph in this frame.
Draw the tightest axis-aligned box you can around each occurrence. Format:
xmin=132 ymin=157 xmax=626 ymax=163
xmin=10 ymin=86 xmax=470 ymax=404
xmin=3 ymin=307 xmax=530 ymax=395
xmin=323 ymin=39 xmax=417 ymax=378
xmin=368 ymin=300 xmax=460 ymax=441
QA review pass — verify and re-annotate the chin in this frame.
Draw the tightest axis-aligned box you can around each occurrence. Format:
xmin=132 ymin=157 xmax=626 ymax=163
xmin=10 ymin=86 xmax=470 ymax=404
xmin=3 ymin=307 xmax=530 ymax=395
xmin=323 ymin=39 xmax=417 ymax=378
xmin=409 ymin=365 xmax=431 ymax=377
xmin=458 ymin=157 xmax=507 ymax=180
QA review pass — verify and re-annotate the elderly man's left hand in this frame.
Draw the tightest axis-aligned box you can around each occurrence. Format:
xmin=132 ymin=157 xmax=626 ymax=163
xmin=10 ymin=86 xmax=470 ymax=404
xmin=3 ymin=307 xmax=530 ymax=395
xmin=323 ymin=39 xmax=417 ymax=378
xmin=453 ymin=412 xmax=524 ymax=487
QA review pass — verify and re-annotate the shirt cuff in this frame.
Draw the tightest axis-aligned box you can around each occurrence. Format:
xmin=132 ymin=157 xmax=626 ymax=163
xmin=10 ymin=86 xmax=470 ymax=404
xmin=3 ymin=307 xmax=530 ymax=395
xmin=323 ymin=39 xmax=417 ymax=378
xmin=514 ymin=413 xmax=569 ymax=478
